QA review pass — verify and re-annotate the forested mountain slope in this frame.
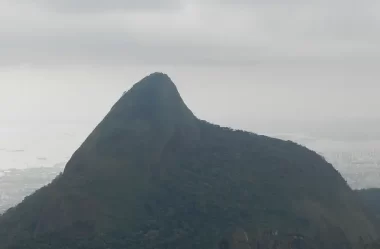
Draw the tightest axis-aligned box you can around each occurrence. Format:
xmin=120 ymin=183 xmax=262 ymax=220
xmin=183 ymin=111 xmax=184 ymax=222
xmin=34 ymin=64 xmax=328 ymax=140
xmin=0 ymin=73 xmax=377 ymax=249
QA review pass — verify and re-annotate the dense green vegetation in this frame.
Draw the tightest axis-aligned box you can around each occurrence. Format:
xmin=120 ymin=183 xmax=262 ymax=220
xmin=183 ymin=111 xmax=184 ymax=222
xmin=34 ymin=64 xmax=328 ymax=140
xmin=356 ymin=189 xmax=380 ymax=227
xmin=357 ymin=189 xmax=380 ymax=215
xmin=0 ymin=73 xmax=378 ymax=249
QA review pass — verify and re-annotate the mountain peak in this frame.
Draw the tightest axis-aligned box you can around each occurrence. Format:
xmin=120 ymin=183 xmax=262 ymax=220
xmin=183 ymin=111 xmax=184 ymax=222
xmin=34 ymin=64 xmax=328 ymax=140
xmin=64 ymin=72 xmax=199 ymax=173
xmin=142 ymin=72 xmax=172 ymax=82
xmin=114 ymin=72 xmax=194 ymax=122
xmin=1 ymin=73 xmax=377 ymax=249
xmin=120 ymin=72 xmax=181 ymax=108
xmin=127 ymin=72 xmax=175 ymax=94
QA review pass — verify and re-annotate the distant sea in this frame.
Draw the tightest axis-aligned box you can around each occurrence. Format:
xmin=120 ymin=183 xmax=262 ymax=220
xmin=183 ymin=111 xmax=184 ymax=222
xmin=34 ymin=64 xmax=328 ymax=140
xmin=0 ymin=122 xmax=379 ymax=213
xmin=0 ymin=122 xmax=95 ymax=213
xmin=0 ymin=122 xmax=94 ymax=170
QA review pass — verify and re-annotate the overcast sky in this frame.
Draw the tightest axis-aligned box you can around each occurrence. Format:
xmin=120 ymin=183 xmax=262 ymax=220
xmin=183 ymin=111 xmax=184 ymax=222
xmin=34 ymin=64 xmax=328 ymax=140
xmin=1 ymin=0 xmax=380 ymax=133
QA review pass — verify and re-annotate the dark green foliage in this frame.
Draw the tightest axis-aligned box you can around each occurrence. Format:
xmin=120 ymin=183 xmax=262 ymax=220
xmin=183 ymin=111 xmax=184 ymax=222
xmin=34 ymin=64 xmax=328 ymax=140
xmin=356 ymin=188 xmax=380 ymax=228
xmin=356 ymin=189 xmax=380 ymax=215
xmin=0 ymin=72 xmax=378 ymax=249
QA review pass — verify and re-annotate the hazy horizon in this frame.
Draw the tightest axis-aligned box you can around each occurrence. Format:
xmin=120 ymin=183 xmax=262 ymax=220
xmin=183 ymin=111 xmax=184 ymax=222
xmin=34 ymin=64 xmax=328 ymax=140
xmin=1 ymin=0 xmax=380 ymax=185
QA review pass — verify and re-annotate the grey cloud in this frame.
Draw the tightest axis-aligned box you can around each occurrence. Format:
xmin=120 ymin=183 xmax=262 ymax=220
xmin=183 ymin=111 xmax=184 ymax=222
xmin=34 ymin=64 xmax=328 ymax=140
xmin=0 ymin=30 xmax=263 ymax=67
xmin=18 ymin=0 xmax=183 ymax=13
xmin=1 ymin=0 xmax=380 ymax=67
xmin=208 ymin=0 xmax=377 ymax=5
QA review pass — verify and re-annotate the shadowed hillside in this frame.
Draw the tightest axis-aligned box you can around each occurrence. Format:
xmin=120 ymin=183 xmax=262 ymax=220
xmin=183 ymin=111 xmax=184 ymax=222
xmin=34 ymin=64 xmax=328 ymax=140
xmin=357 ymin=188 xmax=380 ymax=228
xmin=0 ymin=73 xmax=378 ymax=249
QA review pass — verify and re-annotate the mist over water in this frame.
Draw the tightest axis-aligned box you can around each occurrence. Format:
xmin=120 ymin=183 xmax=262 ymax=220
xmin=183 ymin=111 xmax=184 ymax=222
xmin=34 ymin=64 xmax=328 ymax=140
xmin=0 ymin=122 xmax=94 ymax=213
xmin=0 ymin=122 xmax=94 ymax=170
xmin=271 ymin=132 xmax=380 ymax=189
